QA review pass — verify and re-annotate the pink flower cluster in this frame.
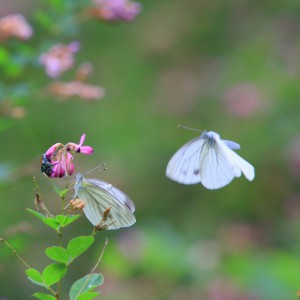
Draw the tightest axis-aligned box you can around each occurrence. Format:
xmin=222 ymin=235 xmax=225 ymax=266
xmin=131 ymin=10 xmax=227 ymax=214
xmin=48 ymin=81 xmax=105 ymax=101
xmin=91 ymin=0 xmax=142 ymax=22
xmin=39 ymin=41 xmax=80 ymax=78
xmin=42 ymin=134 xmax=94 ymax=178
xmin=0 ymin=14 xmax=33 ymax=41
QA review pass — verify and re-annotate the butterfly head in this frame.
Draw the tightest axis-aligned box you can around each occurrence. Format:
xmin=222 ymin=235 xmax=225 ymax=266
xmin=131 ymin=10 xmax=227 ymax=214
xmin=202 ymin=131 xmax=220 ymax=146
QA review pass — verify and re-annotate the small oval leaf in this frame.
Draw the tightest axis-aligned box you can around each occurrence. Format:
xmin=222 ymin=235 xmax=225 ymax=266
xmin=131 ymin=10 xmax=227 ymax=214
xmin=55 ymin=215 xmax=80 ymax=227
xmin=69 ymin=273 xmax=104 ymax=300
xmin=67 ymin=236 xmax=94 ymax=260
xmin=25 ymin=268 xmax=45 ymax=287
xmin=77 ymin=292 xmax=100 ymax=300
xmin=45 ymin=246 xmax=69 ymax=264
xmin=33 ymin=292 xmax=57 ymax=300
xmin=42 ymin=263 xmax=67 ymax=286
xmin=43 ymin=218 xmax=60 ymax=231
xmin=27 ymin=208 xmax=46 ymax=221
xmin=63 ymin=215 xmax=81 ymax=226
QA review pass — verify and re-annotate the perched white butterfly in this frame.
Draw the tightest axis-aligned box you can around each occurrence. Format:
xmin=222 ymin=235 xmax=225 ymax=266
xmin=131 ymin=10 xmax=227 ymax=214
xmin=166 ymin=129 xmax=255 ymax=189
xmin=74 ymin=169 xmax=136 ymax=230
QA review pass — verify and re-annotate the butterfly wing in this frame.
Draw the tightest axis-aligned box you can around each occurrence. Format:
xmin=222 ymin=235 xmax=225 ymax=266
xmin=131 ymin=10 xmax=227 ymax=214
xmin=76 ymin=177 xmax=136 ymax=230
xmin=199 ymin=140 xmax=241 ymax=189
xmin=223 ymin=140 xmax=240 ymax=150
xmin=200 ymin=135 xmax=254 ymax=189
xmin=216 ymin=138 xmax=255 ymax=182
xmin=166 ymin=137 xmax=205 ymax=184
xmin=87 ymin=179 xmax=135 ymax=213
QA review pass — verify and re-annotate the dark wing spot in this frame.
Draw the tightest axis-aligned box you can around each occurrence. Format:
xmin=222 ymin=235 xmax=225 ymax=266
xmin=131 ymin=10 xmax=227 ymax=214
xmin=194 ymin=169 xmax=200 ymax=175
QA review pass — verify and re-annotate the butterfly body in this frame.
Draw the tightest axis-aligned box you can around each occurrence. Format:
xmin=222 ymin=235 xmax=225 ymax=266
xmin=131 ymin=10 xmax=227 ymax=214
xmin=74 ymin=173 xmax=136 ymax=230
xmin=166 ymin=130 xmax=255 ymax=189
xmin=203 ymin=131 xmax=217 ymax=146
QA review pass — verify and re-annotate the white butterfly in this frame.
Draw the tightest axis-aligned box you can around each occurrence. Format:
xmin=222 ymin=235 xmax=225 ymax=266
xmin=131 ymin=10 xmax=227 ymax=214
xmin=74 ymin=172 xmax=136 ymax=230
xmin=166 ymin=130 xmax=255 ymax=189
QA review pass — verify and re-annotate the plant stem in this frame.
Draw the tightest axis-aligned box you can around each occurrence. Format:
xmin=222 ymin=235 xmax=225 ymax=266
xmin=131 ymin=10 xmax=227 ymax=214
xmin=0 ymin=238 xmax=30 ymax=269
xmin=76 ymin=238 xmax=108 ymax=299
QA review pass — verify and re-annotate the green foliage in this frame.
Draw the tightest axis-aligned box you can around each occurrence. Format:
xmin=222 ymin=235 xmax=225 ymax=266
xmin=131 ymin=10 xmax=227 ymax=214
xmin=69 ymin=274 xmax=104 ymax=300
xmin=77 ymin=292 xmax=100 ymax=300
xmin=26 ymin=209 xmax=46 ymax=221
xmin=45 ymin=246 xmax=69 ymax=264
xmin=44 ymin=236 xmax=94 ymax=265
xmin=33 ymin=293 xmax=57 ymax=300
xmin=26 ymin=200 xmax=98 ymax=298
xmin=55 ymin=215 xmax=81 ymax=227
xmin=27 ymin=208 xmax=81 ymax=232
xmin=26 ymin=268 xmax=45 ymax=287
xmin=53 ymin=186 xmax=69 ymax=198
xmin=42 ymin=263 xmax=67 ymax=287
xmin=67 ymin=236 xmax=94 ymax=261
xmin=43 ymin=218 xmax=61 ymax=232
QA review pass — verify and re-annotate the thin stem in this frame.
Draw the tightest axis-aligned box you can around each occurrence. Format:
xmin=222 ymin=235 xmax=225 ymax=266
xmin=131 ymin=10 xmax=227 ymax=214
xmin=0 ymin=238 xmax=30 ymax=269
xmin=56 ymin=281 xmax=61 ymax=300
xmin=76 ymin=238 xmax=108 ymax=299
xmin=56 ymin=174 xmax=70 ymax=300
xmin=61 ymin=195 xmax=66 ymax=215
xmin=1 ymin=238 xmax=58 ymax=296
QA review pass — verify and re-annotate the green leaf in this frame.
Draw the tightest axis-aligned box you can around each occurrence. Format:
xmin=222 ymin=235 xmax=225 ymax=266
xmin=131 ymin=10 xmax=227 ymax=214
xmin=55 ymin=214 xmax=80 ymax=227
xmin=43 ymin=218 xmax=60 ymax=231
xmin=25 ymin=268 xmax=45 ymax=287
xmin=67 ymin=236 xmax=94 ymax=260
xmin=33 ymin=293 xmax=56 ymax=300
xmin=52 ymin=185 xmax=68 ymax=197
xmin=45 ymin=246 xmax=69 ymax=264
xmin=55 ymin=215 xmax=70 ymax=226
xmin=69 ymin=273 xmax=104 ymax=300
xmin=59 ymin=188 xmax=69 ymax=198
xmin=77 ymin=292 xmax=100 ymax=300
xmin=27 ymin=208 xmax=46 ymax=221
xmin=42 ymin=263 xmax=67 ymax=287
xmin=63 ymin=214 xmax=81 ymax=226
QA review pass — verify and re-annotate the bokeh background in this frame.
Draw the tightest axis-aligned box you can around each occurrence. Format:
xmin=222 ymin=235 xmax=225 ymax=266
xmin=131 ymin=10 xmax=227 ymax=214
xmin=1 ymin=0 xmax=300 ymax=299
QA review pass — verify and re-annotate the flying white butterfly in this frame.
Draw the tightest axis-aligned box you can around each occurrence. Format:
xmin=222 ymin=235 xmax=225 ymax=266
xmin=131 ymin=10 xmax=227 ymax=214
xmin=166 ymin=129 xmax=255 ymax=189
xmin=74 ymin=168 xmax=136 ymax=230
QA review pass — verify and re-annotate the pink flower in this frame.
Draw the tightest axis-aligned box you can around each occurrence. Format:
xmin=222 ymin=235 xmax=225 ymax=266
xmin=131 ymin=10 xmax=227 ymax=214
xmin=0 ymin=14 xmax=33 ymax=41
xmin=91 ymin=0 xmax=142 ymax=22
xmin=45 ymin=143 xmax=63 ymax=158
xmin=41 ymin=134 xmax=93 ymax=178
xmin=47 ymin=81 xmax=105 ymax=101
xmin=39 ymin=41 xmax=80 ymax=78
xmin=52 ymin=152 xmax=74 ymax=178
xmin=66 ymin=133 xmax=94 ymax=154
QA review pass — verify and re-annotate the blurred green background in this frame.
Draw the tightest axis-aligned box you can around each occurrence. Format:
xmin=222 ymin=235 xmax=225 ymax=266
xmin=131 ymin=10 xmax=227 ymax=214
xmin=2 ymin=0 xmax=300 ymax=299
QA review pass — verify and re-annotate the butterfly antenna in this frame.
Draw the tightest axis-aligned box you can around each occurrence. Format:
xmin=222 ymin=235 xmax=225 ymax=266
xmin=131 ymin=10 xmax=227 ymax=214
xmin=85 ymin=163 xmax=108 ymax=176
xmin=178 ymin=125 xmax=203 ymax=133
